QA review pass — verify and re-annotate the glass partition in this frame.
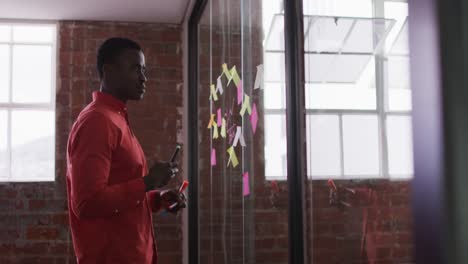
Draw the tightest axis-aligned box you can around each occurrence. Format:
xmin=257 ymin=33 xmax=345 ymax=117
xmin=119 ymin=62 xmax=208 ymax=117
xmin=197 ymin=0 xmax=289 ymax=263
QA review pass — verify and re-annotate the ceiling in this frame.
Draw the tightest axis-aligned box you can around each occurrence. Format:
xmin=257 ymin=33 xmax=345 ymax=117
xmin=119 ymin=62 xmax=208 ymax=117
xmin=0 ymin=0 xmax=191 ymax=24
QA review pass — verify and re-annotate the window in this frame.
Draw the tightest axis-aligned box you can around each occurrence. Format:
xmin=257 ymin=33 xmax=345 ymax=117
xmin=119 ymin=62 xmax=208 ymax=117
xmin=0 ymin=22 xmax=57 ymax=182
xmin=264 ymin=0 xmax=413 ymax=180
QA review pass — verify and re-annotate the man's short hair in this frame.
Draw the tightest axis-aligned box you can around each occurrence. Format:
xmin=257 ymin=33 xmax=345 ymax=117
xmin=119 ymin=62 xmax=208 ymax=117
xmin=97 ymin=37 xmax=142 ymax=79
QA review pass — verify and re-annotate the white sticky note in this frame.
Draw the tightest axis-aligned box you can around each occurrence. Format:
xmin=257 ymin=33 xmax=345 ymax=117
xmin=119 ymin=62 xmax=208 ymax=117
xmin=232 ymin=126 xmax=246 ymax=147
xmin=254 ymin=64 xmax=263 ymax=90
xmin=216 ymin=76 xmax=224 ymax=95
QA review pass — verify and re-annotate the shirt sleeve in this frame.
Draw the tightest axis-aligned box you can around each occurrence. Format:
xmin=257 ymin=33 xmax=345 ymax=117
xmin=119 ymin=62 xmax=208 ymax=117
xmin=68 ymin=112 xmax=146 ymax=220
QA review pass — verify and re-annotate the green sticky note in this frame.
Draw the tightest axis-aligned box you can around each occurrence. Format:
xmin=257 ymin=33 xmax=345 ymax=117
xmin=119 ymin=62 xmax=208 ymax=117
xmin=209 ymin=84 xmax=218 ymax=101
xmin=222 ymin=63 xmax=232 ymax=80
xmin=213 ymin=122 xmax=219 ymax=139
xmin=230 ymin=66 xmax=241 ymax=87
xmin=227 ymin=146 xmax=239 ymax=168
xmin=239 ymin=95 xmax=252 ymax=116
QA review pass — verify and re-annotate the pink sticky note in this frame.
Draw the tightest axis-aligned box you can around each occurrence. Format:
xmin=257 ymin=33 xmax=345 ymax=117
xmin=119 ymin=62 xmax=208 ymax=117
xmin=217 ymin=108 xmax=222 ymax=127
xmin=237 ymin=81 xmax=243 ymax=105
xmin=243 ymin=172 xmax=250 ymax=196
xmin=211 ymin=148 xmax=216 ymax=166
xmin=250 ymin=103 xmax=258 ymax=134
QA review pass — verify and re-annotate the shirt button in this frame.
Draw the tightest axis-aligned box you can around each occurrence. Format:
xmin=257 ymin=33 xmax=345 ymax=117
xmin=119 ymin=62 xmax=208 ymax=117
xmin=114 ymin=209 xmax=119 ymax=213
xmin=136 ymin=200 xmax=140 ymax=205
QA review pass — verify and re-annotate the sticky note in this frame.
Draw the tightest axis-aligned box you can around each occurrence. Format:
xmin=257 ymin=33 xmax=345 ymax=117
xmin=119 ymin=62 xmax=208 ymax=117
xmin=209 ymin=84 xmax=218 ymax=101
xmin=237 ymin=81 xmax=243 ymax=105
xmin=217 ymin=108 xmax=222 ymax=127
xmin=207 ymin=114 xmax=215 ymax=129
xmin=240 ymin=94 xmax=252 ymax=116
xmin=254 ymin=64 xmax=263 ymax=90
xmin=230 ymin=66 xmax=241 ymax=87
xmin=211 ymin=148 xmax=216 ymax=166
xmin=250 ymin=103 xmax=258 ymax=134
xmin=243 ymin=172 xmax=250 ymax=196
xmin=213 ymin=122 xmax=219 ymax=139
xmin=232 ymin=126 xmax=246 ymax=147
xmin=221 ymin=118 xmax=227 ymax=138
xmin=216 ymin=76 xmax=224 ymax=95
xmin=227 ymin=146 xmax=239 ymax=168
xmin=222 ymin=63 xmax=232 ymax=80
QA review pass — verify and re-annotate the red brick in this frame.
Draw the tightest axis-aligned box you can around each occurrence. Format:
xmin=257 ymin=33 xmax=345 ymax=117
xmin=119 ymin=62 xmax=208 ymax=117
xmin=26 ymin=227 xmax=60 ymax=240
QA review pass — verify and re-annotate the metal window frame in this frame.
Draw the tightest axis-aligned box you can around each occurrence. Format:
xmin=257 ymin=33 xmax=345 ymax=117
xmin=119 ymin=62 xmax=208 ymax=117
xmin=187 ymin=1 xmax=208 ymax=263
xmin=0 ymin=22 xmax=57 ymax=182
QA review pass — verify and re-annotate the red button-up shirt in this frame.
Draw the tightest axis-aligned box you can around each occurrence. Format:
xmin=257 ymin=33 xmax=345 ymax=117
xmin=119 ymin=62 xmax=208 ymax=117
xmin=66 ymin=91 xmax=162 ymax=264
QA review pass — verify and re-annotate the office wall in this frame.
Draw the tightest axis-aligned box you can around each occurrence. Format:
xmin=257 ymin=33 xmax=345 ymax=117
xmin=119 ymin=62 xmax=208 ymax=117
xmin=0 ymin=20 xmax=184 ymax=263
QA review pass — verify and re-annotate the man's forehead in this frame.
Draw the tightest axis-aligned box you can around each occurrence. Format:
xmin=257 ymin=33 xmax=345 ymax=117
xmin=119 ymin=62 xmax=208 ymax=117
xmin=118 ymin=49 xmax=145 ymax=64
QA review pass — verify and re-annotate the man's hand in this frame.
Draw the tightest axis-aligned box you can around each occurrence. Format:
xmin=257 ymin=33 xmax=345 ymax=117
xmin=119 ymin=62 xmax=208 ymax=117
xmin=143 ymin=161 xmax=178 ymax=191
xmin=161 ymin=189 xmax=187 ymax=214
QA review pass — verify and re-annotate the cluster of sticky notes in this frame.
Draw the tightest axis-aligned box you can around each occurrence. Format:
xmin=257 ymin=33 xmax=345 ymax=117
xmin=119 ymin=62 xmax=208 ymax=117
xmin=209 ymin=63 xmax=264 ymax=171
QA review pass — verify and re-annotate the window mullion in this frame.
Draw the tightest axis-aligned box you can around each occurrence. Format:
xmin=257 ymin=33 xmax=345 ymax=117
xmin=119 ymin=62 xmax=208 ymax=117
xmin=373 ymin=0 xmax=389 ymax=177
xmin=7 ymin=26 xmax=12 ymax=181
xmin=339 ymin=113 xmax=344 ymax=178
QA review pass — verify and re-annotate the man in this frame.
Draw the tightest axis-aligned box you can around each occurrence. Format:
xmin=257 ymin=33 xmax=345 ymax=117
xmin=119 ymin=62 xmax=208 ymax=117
xmin=66 ymin=37 xmax=186 ymax=264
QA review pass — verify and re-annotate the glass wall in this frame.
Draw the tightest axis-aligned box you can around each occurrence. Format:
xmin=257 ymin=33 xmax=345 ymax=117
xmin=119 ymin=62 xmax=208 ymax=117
xmin=197 ymin=0 xmax=289 ymax=263
xmin=193 ymin=0 xmax=415 ymax=263
xmin=303 ymin=0 xmax=415 ymax=263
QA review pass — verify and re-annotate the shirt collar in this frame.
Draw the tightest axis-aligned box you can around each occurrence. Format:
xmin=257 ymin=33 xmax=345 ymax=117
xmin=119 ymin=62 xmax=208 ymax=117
xmin=92 ymin=91 xmax=127 ymax=113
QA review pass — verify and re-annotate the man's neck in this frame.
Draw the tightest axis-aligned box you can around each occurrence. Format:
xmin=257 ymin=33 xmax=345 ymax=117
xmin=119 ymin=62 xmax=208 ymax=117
xmin=100 ymin=86 xmax=127 ymax=104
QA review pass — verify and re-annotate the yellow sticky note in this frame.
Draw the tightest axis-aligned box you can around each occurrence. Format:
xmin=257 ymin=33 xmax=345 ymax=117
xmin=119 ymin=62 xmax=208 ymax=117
xmin=209 ymin=84 xmax=218 ymax=101
xmin=222 ymin=63 xmax=232 ymax=80
xmin=213 ymin=122 xmax=219 ymax=139
xmin=227 ymin=146 xmax=239 ymax=168
xmin=220 ymin=118 xmax=227 ymax=138
xmin=239 ymin=94 xmax=252 ymax=116
xmin=207 ymin=114 xmax=215 ymax=129
xmin=230 ymin=66 xmax=241 ymax=87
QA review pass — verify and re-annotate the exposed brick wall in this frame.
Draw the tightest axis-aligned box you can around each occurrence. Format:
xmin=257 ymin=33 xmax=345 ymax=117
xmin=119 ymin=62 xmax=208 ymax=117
xmin=308 ymin=180 xmax=414 ymax=264
xmin=0 ymin=21 xmax=184 ymax=263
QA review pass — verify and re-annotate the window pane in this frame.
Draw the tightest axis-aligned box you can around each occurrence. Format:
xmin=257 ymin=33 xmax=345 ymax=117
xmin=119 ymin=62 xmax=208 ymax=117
xmin=264 ymin=82 xmax=285 ymax=109
xmin=0 ymin=45 xmax=9 ymax=102
xmin=12 ymin=45 xmax=52 ymax=103
xmin=385 ymin=2 xmax=412 ymax=112
xmin=307 ymin=115 xmax=341 ymax=177
xmin=389 ymin=89 xmax=412 ymax=111
xmin=264 ymin=52 xmax=285 ymax=83
xmin=306 ymin=83 xmax=376 ymax=110
xmin=343 ymin=115 xmax=380 ymax=176
xmin=305 ymin=56 xmax=377 ymax=110
xmin=11 ymin=110 xmax=55 ymax=181
xmin=303 ymin=0 xmax=372 ymax=17
xmin=265 ymin=114 xmax=287 ymax=179
xmin=387 ymin=116 xmax=413 ymax=177
xmin=0 ymin=25 xmax=11 ymax=42
xmin=13 ymin=25 xmax=55 ymax=43
xmin=0 ymin=111 xmax=8 ymax=179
